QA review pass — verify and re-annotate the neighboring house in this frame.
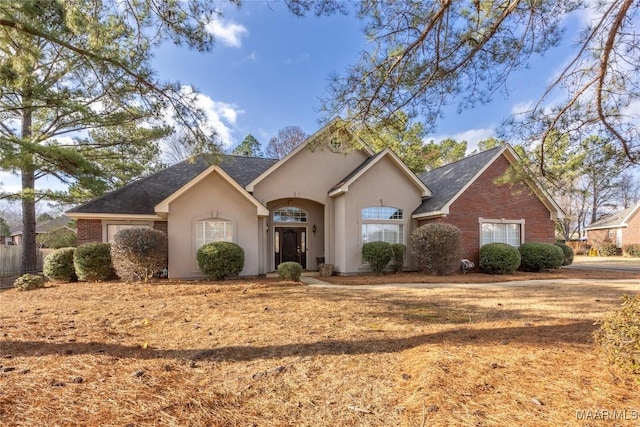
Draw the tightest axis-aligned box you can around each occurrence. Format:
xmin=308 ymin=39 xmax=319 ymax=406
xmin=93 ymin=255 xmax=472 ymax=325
xmin=585 ymin=203 xmax=640 ymax=248
xmin=66 ymin=119 xmax=563 ymax=278
xmin=9 ymin=215 xmax=76 ymax=247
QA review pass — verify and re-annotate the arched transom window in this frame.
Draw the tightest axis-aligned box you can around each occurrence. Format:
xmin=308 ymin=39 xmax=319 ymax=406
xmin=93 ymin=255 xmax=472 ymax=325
xmin=361 ymin=206 xmax=404 ymax=245
xmin=273 ymin=207 xmax=308 ymax=223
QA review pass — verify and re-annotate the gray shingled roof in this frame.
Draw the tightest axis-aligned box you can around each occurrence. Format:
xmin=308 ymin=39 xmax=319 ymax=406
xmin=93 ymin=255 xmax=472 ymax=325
xmin=413 ymin=146 xmax=504 ymax=216
xmin=68 ymin=155 xmax=278 ymax=215
xmin=585 ymin=204 xmax=640 ymax=229
xmin=10 ymin=215 xmax=74 ymax=236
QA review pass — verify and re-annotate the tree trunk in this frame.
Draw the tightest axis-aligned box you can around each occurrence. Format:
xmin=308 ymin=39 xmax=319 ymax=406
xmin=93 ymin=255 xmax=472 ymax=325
xmin=20 ymin=107 xmax=37 ymax=274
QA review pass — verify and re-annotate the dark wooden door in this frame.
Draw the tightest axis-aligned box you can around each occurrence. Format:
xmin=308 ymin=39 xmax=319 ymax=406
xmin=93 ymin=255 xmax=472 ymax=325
xmin=275 ymin=227 xmax=306 ymax=269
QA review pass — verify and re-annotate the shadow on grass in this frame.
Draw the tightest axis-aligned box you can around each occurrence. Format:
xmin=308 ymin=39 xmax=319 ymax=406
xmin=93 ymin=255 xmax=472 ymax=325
xmin=2 ymin=320 xmax=596 ymax=362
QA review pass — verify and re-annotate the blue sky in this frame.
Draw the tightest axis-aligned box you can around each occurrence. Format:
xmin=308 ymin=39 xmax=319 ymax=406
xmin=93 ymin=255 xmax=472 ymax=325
xmin=154 ymin=2 xmax=582 ymax=154
xmin=0 ymin=2 xmax=583 ymax=195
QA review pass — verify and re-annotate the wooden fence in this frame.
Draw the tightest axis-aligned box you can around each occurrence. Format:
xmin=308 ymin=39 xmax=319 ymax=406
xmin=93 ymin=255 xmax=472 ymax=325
xmin=0 ymin=246 xmax=53 ymax=289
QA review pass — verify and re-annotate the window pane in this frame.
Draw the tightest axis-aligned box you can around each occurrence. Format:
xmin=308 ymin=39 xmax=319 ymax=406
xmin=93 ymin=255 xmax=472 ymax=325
xmin=196 ymin=220 xmax=233 ymax=249
xmin=481 ymin=222 xmax=521 ymax=247
xmin=273 ymin=207 xmax=308 ymax=222
xmin=361 ymin=223 xmax=403 ymax=245
xmin=361 ymin=206 xmax=403 ymax=220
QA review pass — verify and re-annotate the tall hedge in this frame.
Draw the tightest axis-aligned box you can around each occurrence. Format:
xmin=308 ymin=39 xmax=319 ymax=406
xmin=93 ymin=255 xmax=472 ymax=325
xmin=43 ymin=247 xmax=77 ymax=282
xmin=197 ymin=241 xmax=244 ymax=280
xmin=74 ymin=242 xmax=114 ymax=281
xmin=518 ymin=242 xmax=564 ymax=272
xmin=390 ymin=243 xmax=406 ymax=273
xmin=411 ymin=223 xmax=461 ymax=275
xmin=479 ymin=243 xmax=521 ymax=274
xmin=111 ymin=228 xmax=168 ymax=282
xmin=554 ymin=242 xmax=574 ymax=266
xmin=362 ymin=241 xmax=393 ymax=274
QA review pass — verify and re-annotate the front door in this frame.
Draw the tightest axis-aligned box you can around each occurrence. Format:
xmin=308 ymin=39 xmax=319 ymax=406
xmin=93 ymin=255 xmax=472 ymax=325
xmin=275 ymin=227 xmax=307 ymax=269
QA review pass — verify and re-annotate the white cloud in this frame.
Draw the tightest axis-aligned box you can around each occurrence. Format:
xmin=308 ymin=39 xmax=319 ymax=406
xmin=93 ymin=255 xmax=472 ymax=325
xmin=429 ymin=127 xmax=496 ymax=153
xmin=0 ymin=171 xmax=21 ymax=194
xmin=511 ymin=101 xmax=533 ymax=116
xmin=171 ymin=86 xmax=244 ymax=149
xmin=206 ymin=16 xmax=248 ymax=48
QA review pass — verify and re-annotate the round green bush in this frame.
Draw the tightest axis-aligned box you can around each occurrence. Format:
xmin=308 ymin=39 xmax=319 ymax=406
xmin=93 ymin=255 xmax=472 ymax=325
xmin=362 ymin=241 xmax=393 ymax=274
xmin=14 ymin=273 xmax=44 ymax=291
xmin=411 ymin=223 xmax=461 ymax=275
xmin=390 ymin=243 xmax=406 ymax=273
xmin=594 ymin=294 xmax=640 ymax=375
xmin=74 ymin=242 xmax=114 ymax=281
xmin=197 ymin=241 xmax=245 ymax=280
xmin=43 ymin=247 xmax=77 ymax=282
xmin=277 ymin=261 xmax=303 ymax=281
xmin=111 ymin=228 xmax=168 ymax=281
xmin=518 ymin=242 xmax=564 ymax=272
xmin=554 ymin=242 xmax=574 ymax=266
xmin=479 ymin=243 xmax=521 ymax=274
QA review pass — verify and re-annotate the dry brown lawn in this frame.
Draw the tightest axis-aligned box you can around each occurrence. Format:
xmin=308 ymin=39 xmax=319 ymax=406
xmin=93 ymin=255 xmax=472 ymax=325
xmin=1 ymin=270 xmax=640 ymax=426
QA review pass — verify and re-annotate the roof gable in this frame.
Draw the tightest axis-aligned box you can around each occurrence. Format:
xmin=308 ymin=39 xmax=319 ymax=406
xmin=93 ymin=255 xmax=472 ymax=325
xmin=413 ymin=145 xmax=564 ymax=220
xmin=67 ymin=155 xmax=277 ymax=217
xmin=155 ymin=165 xmax=269 ymax=216
xmin=586 ymin=203 xmax=640 ymax=230
xmin=329 ymin=148 xmax=431 ymax=197
xmin=246 ymin=117 xmax=374 ymax=192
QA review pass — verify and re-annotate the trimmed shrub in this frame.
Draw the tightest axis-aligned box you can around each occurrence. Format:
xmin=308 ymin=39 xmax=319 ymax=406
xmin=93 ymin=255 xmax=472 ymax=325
xmin=479 ymin=243 xmax=521 ymax=274
xmin=74 ymin=242 xmax=114 ymax=281
xmin=111 ymin=228 xmax=168 ymax=282
xmin=623 ymin=244 xmax=640 ymax=258
xmin=362 ymin=241 xmax=393 ymax=274
xmin=597 ymin=243 xmax=618 ymax=257
xmin=277 ymin=261 xmax=303 ymax=282
xmin=390 ymin=243 xmax=406 ymax=273
xmin=518 ymin=242 xmax=564 ymax=272
xmin=197 ymin=241 xmax=244 ymax=280
xmin=554 ymin=242 xmax=574 ymax=266
xmin=594 ymin=294 xmax=640 ymax=375
xmin=411 ymin=223 xmax=461 ymax=275
xmin=14 ymin=274 xmax=44 ymax=291
xmin=43 ymin=247 xmax=77 ymax=282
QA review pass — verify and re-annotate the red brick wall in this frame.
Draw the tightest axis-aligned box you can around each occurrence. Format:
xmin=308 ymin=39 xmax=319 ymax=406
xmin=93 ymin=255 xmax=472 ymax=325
xmin=76 ymin=220 xmax=168 ymax=245
xmin=418 ymin=155 xmax=556 ymax=264
xmin=77 ymin=219 xmax=102 ymax=245
xmin=622 ymin=213 xmax=640 ymax=246
xmin=153 ymin=221 xmax=168 ymax=234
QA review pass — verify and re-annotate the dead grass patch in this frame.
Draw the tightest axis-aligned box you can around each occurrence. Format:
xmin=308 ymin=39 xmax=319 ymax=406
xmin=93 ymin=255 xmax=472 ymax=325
xmin=1 ymin=275 xmax=639 ymax=426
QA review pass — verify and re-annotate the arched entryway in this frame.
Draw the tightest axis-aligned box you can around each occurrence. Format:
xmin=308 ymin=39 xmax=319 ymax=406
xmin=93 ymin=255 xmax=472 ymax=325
xmin=267 ymin=199 xmax=324 ymax=271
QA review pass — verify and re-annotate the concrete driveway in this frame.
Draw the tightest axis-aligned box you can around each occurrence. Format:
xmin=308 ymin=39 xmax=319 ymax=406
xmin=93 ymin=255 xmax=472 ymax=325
xmin=568 ymin=255 xmax=640 ymax=272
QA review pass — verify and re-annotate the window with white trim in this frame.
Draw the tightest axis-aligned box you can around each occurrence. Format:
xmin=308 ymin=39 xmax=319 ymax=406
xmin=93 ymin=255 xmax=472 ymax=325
xmin=196 ymin=220 xmax=233 ymax=249
xmin=273 ymin=207 xmax=308 ymax=223
xmin=106 ymin=224 xmax=151 ymax=243
xmin=361 ymin=206 xmax=405 ymax=245
xmin=480 ymin=219 xmax=524 ymax=247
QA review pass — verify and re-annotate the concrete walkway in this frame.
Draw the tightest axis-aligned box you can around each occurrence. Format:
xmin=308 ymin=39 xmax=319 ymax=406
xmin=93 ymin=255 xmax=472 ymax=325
xmin=299 ymin=275 xmax=640 ymax=290
xmin=568 ymin=255 xmax=640 ymax=272
xmin=298 ymin=255 xmax=640 ymax=290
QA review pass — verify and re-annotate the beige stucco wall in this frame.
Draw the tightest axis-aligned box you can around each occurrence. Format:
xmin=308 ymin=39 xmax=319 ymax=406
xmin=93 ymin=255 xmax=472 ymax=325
xmin=252 ymin=139 xmax=371 ymax=270
xmin=166 ymin=171 xmax=262 ymax=278
xmin=252 ymin=143 xmax=370 ymax=205
xmin=332 ymin=155 xmax=423 ymax=273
